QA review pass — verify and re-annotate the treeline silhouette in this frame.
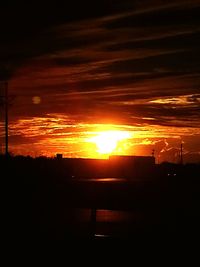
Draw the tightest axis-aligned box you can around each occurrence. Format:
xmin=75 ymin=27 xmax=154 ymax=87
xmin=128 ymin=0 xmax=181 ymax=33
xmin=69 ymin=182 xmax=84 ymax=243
xmin=1 ymin=155 xmax=200 ymax=243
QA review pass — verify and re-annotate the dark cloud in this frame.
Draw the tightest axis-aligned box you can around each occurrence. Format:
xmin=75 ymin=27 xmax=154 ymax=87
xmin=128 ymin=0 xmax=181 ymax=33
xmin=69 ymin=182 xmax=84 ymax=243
xmin=105 ymin=31 xmax=200 ymax=51
xmin=105 ymin=4 xmax=200 ymax=29
xmin=95 ymin=49 xmax=200 ymax=74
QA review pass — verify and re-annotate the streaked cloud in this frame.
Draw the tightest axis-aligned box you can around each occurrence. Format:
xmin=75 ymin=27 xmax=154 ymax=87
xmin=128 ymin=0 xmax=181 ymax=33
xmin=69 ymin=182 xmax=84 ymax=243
xmin=0 ymin=1 xmax=200 ymax=162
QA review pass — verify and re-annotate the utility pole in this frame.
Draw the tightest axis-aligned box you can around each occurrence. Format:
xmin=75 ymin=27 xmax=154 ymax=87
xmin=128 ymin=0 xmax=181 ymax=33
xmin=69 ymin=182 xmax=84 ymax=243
xmin=180 ymin=142 xmax=183 ymax=165
xmin=5 ymin=81 xmax=8 ymax=156
xmin=0 ymin=65 xmax=11 ymax=156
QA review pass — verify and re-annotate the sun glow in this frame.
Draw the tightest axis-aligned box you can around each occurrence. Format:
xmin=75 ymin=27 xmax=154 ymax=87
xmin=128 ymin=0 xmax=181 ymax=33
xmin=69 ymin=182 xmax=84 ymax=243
xmin=88 ymin=130 xmax=131 ymax=155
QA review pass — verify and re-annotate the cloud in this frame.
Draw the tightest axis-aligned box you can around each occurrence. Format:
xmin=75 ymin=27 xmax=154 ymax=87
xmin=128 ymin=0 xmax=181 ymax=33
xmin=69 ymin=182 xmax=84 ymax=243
xmin=0 ymin=1 xmax=200 ymax=161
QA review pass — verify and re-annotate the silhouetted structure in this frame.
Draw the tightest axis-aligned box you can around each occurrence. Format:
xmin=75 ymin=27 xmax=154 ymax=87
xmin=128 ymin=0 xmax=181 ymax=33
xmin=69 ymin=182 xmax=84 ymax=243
xmin=5 ymin=82 xmax=8 ymax=156
xmin=56 ymin=153 xmax=63 ymax=159
xmin=109 ymin=155 xmax=155 ymax=178
xmin=0 ymin=81 xmax=8 ymax=155
xmin=53 ymin=155 xmax=156 ymax=179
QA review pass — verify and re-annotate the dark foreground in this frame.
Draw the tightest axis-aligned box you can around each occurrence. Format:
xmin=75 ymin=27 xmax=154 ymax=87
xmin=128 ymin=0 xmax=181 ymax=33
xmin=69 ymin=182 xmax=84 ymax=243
xmin=2 ymin=156 xmax=200 ymax=244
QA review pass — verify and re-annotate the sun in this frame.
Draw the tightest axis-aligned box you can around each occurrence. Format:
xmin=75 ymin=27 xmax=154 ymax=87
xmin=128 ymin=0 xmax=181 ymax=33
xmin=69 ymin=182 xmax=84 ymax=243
xmin=88 ymin=130 xmax=130 ymax=155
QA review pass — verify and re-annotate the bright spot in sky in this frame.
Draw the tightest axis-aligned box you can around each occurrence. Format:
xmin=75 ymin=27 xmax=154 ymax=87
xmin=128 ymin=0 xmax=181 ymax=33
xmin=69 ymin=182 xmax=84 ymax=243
xmin=32 ymin=96 xmax=41 ymax=104
xmin=88 ymin=130 xmax=131 ymax=155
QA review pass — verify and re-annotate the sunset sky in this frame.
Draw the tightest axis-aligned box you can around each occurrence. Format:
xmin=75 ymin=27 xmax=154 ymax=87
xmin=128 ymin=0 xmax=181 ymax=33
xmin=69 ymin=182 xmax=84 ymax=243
xmin=0 ymin=0 xmax=200 ymax=163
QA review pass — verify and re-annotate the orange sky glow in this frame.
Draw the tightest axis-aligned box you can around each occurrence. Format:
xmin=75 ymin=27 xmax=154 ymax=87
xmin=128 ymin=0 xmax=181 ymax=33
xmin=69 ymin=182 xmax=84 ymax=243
xmin=0 ymin=1 xmax=200 ymax=163
xmin=1 ymin=112 xmax=199 ymax=163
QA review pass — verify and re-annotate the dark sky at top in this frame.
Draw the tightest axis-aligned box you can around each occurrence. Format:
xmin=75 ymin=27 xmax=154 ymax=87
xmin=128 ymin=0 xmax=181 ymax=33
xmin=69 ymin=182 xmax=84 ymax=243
xmin=0 ymin=0 xmax=200 ymax=162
